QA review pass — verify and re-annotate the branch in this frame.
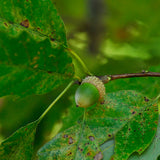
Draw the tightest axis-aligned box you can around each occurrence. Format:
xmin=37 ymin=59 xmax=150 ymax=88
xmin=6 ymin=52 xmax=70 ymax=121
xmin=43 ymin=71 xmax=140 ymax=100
xmin=99 ymin=71 xmax=160 ymax=84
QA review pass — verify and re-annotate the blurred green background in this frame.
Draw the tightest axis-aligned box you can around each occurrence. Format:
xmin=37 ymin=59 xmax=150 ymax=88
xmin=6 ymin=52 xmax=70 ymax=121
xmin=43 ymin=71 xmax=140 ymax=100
xmin=0 ymin=0 xmax=160 ymax=157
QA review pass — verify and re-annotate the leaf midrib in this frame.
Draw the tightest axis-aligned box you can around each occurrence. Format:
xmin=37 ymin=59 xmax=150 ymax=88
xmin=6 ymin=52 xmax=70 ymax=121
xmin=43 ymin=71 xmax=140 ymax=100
xmin=0 ymin=17 xmax=63 ymax=46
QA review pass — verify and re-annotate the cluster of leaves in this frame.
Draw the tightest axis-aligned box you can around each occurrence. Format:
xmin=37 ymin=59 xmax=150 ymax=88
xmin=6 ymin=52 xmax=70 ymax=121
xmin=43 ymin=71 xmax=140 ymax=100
xmin=38 ymin=91 xmax=159 ymax=160
xmin=0 ymin=0 xmax=160 ymax=160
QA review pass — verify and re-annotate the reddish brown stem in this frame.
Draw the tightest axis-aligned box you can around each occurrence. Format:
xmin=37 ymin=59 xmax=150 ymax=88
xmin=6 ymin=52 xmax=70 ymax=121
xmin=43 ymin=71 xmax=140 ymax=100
xmin=99 ymin=71 xmax=160 ymax=84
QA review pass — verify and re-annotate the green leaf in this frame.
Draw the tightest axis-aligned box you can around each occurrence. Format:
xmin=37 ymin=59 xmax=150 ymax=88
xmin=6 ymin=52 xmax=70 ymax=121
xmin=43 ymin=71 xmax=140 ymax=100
xmin=0 ymin=0 xmax=67 ymax=45
xmin=85 ymin=91 xmax=158 ymax=146
xmin=0 ymin=120 xmax=39 ymax=160
xmin=39 ymin=90 xmax=158 ymax=159
xmin=0 ymin=95 xmax=44 ymax=136
xmin=0 ymin=0 xmax=74 ymax=97
xmin=38 ymin=123 xmax=102 ymax=160
xmin=128 ymin=116 xmax=160 ymax=160
xmin=0 ymin=80 xmax=74 ymax=159
xmin=111 ymin=98 xmax=158 ymax=160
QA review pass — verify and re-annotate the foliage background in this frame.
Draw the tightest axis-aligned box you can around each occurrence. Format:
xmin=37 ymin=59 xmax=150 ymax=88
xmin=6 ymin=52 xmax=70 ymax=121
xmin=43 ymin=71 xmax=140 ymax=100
xmin=0 ymin=0 xmax=160 ymax=159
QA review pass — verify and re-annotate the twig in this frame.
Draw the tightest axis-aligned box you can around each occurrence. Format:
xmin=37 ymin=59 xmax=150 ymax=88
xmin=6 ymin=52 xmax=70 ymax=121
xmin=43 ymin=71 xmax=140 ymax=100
xmin=99 ymin=71 xmax=160 ymax=84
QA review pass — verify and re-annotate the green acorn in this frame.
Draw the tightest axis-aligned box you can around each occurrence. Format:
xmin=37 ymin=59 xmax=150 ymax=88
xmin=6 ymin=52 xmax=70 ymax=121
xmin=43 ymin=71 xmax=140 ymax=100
xmin=75 ymin=76 xmax=105 ymax=108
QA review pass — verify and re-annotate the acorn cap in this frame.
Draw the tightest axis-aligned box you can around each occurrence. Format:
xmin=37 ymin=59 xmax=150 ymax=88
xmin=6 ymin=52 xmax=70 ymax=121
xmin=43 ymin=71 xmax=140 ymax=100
xmin=81 ymin=76 xmax=105 ymax=101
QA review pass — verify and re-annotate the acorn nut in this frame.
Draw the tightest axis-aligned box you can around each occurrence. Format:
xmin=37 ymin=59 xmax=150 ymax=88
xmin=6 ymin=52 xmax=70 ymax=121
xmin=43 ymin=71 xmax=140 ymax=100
xmin=75 ymin=76 xmax=105 ymax=108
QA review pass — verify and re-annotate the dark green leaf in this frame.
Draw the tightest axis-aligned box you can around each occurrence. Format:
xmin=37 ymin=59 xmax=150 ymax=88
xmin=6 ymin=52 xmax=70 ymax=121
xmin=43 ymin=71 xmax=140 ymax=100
xmin=128 ymin=116 xmax=160 ymax=160
xmin=0 ymin=0 xmax=67 ymax=45
xmin=0 ymin=120 xmax=39 ymax=160
xmin=0 ymin=0 xmax=74 ymax=97
xmin=111 ymin=97 xmax=158 ymax=160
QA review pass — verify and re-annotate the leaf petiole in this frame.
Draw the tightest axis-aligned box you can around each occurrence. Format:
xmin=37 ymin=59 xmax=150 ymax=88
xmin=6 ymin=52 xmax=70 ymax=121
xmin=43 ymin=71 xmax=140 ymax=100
xmin=38 ymin=81 xmax=74 ymax=123
xmin=68 ymin=49 xmax=92 ymax=76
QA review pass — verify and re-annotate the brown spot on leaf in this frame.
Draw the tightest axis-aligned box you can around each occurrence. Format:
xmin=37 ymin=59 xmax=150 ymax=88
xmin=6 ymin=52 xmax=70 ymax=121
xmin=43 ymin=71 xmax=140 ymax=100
xmin=154 ymin=121 xmax=158 ymax=124
xmin=4 ymin=22 xmax=8 ymax=27
xmin=50 ymin=38 xmax=55 ymax=41
xmin=85 ymin=142 xmax=89 ymax=146
xmin=67 ymin=152 xmax=72 ymax=156
xmin=87 ymin=151 xmax=91 ymax=156
xmin=144 ymin=97 xmax=149 ymax=102
xmin=68 ymin=137 xmax=73 ymax=144
xmin=78 ymin=147 xmax=83 ymax=152
xmin=132 ymin=111 xmax=136 ymax=114
xmin=100 ymin=100 xmax=105 ymax=105
xmin=33 ymin=56 xmax=39 ymax=60
xmin=20 ymin=19 xmax=29 ymax=28
xmin=138 ymin=148 xmax=142 ymax=152
xmin=47 ymin=71 xmax=52 ymax=74
xmin=108 ymin=134 xmax=112 ymax=138
xmin=33 ymin=64 xmax=38 ymax=69
xmin=63 ymin=134 xmax=68 ymax=138
xmin=89 ymin=136 xmax=95 ymax=141
xmin=152 ymin=127 xmax=156 ymax=131
xmin=94 ymin=152 xmax=103 ymax=160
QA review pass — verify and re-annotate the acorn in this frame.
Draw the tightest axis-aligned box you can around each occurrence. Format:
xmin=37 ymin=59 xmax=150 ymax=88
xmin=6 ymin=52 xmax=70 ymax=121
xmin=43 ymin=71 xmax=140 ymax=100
xmin=75 ymin=76 xmax=105 ymax=108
